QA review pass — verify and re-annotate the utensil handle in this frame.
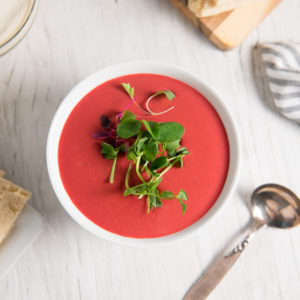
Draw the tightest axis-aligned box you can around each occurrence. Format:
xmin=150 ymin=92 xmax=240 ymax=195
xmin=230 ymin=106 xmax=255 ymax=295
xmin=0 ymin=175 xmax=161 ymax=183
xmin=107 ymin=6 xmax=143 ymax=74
xmin=184 ymin=231 xmax=256 ymax=300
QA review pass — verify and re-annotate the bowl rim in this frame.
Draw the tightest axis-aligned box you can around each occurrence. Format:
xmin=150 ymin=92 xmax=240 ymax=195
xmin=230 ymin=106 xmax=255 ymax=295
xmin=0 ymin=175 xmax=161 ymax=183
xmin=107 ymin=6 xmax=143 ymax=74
xmin=46 ymin=61 xmax=241 ymax=248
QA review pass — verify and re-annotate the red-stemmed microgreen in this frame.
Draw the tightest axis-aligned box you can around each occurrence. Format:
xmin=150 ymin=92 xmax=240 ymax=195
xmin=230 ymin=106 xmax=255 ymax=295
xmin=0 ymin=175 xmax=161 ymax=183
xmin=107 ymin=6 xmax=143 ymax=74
xmin=121 ymin=83 xmax=149 ymax=115
xmin=121 ymin=82 xmax=176 ymax=117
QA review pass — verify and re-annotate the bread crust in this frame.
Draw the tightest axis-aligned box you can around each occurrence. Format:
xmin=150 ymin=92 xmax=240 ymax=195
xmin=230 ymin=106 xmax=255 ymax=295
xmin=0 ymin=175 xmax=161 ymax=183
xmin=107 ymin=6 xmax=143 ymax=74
xmin=188 ymin=0 xmax=263 ymax=17
xmin=0 ymin=173 xmax=31 ymax=244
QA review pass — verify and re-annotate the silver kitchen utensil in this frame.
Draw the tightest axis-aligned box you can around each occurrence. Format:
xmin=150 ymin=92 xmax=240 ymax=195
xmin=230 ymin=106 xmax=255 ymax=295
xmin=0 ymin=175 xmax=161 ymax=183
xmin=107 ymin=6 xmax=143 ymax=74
xmin=184 ymin=184 xmax=300 ymax=300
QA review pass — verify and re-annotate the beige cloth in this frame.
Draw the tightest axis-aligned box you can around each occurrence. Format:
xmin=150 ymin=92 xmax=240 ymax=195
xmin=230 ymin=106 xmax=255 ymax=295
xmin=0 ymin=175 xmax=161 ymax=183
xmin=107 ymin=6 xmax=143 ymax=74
xmin=0 ymin=0 xmax=34 ymax=46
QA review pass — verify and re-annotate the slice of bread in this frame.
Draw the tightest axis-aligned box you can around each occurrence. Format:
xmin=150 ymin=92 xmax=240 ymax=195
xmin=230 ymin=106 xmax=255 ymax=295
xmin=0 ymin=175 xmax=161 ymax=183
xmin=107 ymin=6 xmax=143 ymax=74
xmin=188 ymin=0 xmax=264 ymax=17
xmin=0 ymin=171 xmax=31 ymax=244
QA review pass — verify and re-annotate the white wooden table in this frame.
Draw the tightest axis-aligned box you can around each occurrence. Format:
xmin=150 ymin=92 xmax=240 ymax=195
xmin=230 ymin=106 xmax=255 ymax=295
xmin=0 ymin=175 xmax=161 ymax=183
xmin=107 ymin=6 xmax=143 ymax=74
xmin=1 ymin=1 xmax=300 ymax=299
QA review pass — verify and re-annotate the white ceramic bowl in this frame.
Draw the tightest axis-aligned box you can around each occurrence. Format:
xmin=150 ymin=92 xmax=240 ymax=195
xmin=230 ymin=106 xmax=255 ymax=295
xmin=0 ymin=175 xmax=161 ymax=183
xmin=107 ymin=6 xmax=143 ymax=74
xmin=47 ymin=61 xmax=241 ymax=248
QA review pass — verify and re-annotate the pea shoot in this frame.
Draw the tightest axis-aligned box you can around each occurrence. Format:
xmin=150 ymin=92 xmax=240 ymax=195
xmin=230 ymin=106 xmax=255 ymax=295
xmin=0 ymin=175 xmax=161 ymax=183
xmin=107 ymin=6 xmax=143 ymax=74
xmin=94 ymin=83 xmax=190 ymax=215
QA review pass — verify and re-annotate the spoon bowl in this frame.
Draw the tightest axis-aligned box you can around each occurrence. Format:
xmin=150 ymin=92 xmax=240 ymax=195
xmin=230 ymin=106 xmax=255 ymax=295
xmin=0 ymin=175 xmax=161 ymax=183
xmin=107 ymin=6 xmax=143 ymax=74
xmin=251 ymin=184 xmax=300 ymax=229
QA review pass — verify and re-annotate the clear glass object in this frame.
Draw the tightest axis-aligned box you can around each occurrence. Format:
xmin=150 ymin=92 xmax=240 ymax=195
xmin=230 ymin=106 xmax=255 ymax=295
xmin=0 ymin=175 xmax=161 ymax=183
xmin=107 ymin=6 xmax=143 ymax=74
xmin=0 ymin=0 xmax=39 ymax=55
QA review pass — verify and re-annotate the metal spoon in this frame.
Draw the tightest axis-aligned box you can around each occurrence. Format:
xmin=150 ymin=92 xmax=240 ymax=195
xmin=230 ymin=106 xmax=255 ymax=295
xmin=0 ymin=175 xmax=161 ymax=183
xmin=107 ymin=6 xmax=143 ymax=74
xmin=184 ymin=184 xmax=300 ymax=300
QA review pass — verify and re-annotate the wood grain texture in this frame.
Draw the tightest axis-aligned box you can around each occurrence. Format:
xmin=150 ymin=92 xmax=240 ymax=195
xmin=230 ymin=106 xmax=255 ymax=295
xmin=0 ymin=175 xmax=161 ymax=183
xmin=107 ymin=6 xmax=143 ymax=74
xmin=170 ymin=0 xmax=282 ymax=50
xmin=0 ymin=0 xmax=300 ymax=299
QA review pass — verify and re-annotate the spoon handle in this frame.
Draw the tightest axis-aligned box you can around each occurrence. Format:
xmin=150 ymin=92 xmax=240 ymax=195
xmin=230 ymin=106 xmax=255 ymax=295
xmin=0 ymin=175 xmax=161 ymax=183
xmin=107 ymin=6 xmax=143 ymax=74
xmin=184 ymin=230 xmax=257 ymax=300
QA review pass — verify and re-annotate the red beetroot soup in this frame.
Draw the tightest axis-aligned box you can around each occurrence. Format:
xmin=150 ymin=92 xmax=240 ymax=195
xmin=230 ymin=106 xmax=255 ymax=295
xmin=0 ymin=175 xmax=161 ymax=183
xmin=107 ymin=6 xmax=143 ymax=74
xmin=58 ymin=74 xmax=229 ymax=238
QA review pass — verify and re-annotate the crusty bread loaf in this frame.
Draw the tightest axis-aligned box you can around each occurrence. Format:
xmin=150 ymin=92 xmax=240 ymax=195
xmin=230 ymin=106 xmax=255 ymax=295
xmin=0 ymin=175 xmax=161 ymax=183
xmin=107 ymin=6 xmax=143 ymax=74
xmin=170 ymin=0 xmax=282 ymax=50
xmin=0 ymin=171 xmax=31 ymax=244
xmin=188 ymin=0 xmax=264 ymax=17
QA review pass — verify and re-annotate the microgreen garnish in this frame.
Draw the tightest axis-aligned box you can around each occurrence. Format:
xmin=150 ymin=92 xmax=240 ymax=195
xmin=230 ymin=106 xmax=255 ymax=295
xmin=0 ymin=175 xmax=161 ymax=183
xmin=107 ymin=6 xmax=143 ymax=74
xmin=121 ymin=83 xmax=176 ymax=116
xmin=94 ymin=83 xmax=190 ymax=215
xmin=121 ymin=83 xmax=135 ymax=99
xmin=146 ymin=90 xmax=175 ymax=115
xmin=101 ymin=142 xmax=125 ymax=183
xmin=101 ymin=115 xmax=111 ymax=128
xmin=121 ymin=83 xmax=149 ymax=114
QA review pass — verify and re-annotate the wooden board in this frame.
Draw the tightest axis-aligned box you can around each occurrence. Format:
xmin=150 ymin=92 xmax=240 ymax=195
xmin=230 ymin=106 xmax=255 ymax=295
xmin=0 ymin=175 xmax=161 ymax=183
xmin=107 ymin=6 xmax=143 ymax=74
xmin=170 ymin=0 xmax=282 ymax=50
